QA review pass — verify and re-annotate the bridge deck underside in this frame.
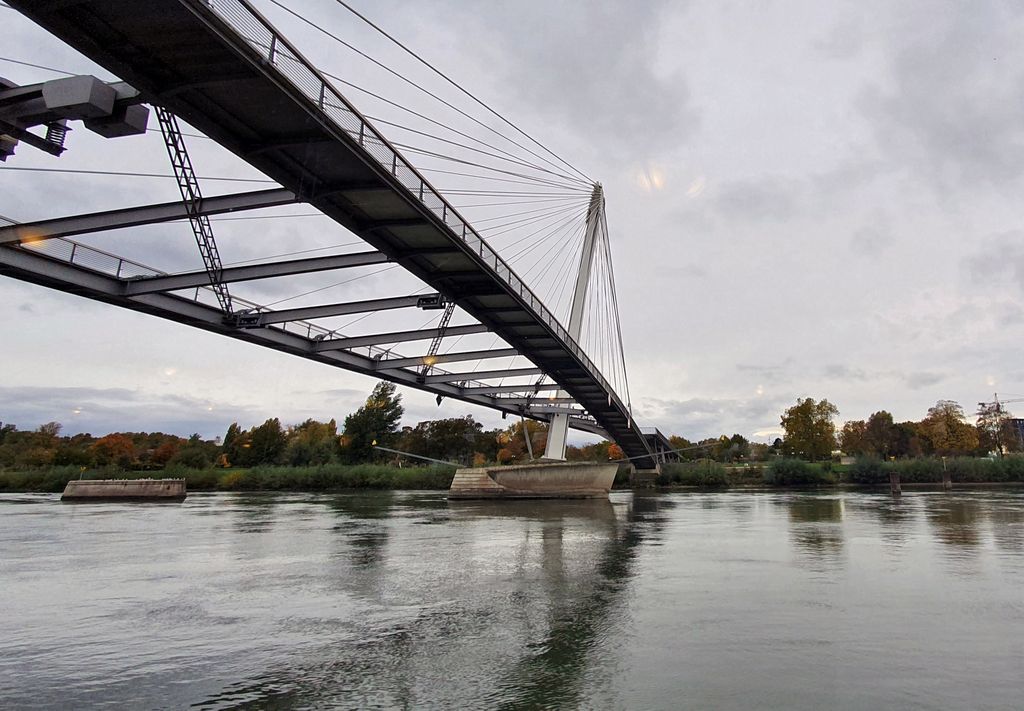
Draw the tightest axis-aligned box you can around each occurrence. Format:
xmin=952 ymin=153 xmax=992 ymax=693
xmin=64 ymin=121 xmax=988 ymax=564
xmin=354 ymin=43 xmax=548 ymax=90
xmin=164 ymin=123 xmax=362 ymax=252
xmin=6 ymin=0 xmax=653 ymax=466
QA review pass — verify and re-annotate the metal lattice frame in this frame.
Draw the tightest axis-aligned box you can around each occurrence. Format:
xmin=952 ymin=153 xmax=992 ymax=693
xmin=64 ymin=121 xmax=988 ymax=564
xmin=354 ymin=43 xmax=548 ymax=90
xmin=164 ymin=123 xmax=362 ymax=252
xmin=154 ymin=106 xmax=232 ymax=313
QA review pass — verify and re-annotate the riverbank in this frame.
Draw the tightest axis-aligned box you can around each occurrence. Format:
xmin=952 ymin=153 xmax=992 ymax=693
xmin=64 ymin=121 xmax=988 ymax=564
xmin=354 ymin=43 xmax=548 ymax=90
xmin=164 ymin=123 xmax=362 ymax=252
xmin=4 ymin=456 xmax=1023 ymax=493
xmin=0 ymin=464 xmax=458 ymax=493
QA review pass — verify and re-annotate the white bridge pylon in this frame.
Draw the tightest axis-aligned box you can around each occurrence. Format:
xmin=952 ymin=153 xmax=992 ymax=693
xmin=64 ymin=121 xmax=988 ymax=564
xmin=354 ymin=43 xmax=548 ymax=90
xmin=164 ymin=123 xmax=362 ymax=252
xmin=544 ymin=183 xmax=629 ymax=460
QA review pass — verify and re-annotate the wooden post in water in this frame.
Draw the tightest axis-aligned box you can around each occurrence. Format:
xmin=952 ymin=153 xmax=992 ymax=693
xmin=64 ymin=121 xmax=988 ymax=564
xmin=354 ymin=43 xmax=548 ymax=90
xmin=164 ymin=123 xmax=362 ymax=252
xmin=941 ymin=456 xmax=952 ymax=490
xmin=888 ymin=470 xmax=902 ymax=497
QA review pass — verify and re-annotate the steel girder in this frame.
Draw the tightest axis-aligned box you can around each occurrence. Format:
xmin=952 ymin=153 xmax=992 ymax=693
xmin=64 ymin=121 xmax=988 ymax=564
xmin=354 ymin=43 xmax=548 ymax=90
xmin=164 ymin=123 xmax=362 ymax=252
xmin=124 ymin=251 xmax=388 ymax=295
xmin=376 ymin=347 xmax=517 ymax=371
xmin=312 ymin=323 xmax=488 ymax=351
xmin=0 ymin=189 xmax=297 ymax=244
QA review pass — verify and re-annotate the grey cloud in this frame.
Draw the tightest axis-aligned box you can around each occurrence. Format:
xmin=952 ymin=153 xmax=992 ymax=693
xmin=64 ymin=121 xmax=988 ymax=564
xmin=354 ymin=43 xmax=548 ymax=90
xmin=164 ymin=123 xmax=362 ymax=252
xmin=964 ymin=231 xmax=1024 ymax=294
xmin=0 ymin=385 xmax=262 ymax=438
xmin=850 ymin=225 xmax=892 ymax=257
xmin=456 ymin=0 xmax=699 ymax=163
xmin=317 ymin=388 xmax=366 ymax=400
xmin=638 ymin=395 xmax=789 ymax=441
xmin=814 ymin=17 xmax=866 ymax=60
xmin=900 ymin=371 xmax=946 ymax=390
xmin=994 ymin=302 xmax=1024 ymax=327
xmin=654 ymin=263 xmax=708 ymax=279
xmin=823 ymin=364 xmax=868 ymax=381
xmin=736 ymin=360 xmax=793 ymax=385
xmin=859 ymin=2 xmax=1024 ymax=192
xmin=713 ymin=179 xmax=798 ymax=222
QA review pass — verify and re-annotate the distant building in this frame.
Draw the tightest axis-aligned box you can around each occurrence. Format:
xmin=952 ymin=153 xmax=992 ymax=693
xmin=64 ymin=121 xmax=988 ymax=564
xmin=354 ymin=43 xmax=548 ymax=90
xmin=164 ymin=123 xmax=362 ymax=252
xmin=1010 ymin=419 xmax=1024 ymax=449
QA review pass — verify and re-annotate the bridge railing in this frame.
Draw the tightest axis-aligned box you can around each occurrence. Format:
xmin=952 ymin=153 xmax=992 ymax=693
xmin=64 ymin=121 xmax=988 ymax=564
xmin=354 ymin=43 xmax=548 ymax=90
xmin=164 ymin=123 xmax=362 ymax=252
xmin=198 ymin=0 xmax=632 ymax=424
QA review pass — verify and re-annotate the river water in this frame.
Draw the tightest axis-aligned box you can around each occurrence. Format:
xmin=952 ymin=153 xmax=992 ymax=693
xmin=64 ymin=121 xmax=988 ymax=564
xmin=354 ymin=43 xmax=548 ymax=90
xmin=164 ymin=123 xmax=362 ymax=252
xmin=1 ymin=489 xmax=1022 ymax=710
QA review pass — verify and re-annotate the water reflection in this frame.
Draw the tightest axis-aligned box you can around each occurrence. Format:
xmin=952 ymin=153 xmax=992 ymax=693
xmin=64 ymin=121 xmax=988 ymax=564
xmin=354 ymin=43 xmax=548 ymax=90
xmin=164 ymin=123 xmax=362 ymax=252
xmin=924 ymin=496 xmax=983 ymax=549
xmin=202 ymin=495 xmax=650 ymax=709
xmin=782 ymin=495 xmax=846 ymax=567
xmin=5 ymin=490 xmax=1023 ymax=710
xmin=870 ymin=495 xmax=918 ymax=548
xmin=490 ymin=498 xmax=652 ymax=710
xmin=323 ymin=492 xmax=394 ymax=567
xmin=988 ymin=504 xmax=1024 ymax=555
xmin=231 ymin=493 xmax=279 ymax=533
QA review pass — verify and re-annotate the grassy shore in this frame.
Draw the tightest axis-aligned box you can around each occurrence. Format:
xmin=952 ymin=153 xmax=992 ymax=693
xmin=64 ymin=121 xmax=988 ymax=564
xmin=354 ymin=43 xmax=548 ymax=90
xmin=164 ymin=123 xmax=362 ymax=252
xmin=4 ymin=456 xmax=1024 ymax=493
xmin=661 ymin=456 xmax=1024 ymax=488
xmin=0 ymin=464 xmax=457 ymax=493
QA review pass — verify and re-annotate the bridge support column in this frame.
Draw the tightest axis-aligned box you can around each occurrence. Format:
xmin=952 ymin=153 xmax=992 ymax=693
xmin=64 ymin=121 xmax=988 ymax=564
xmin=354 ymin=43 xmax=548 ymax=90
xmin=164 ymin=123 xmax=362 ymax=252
xmin=630 ymin=463 xmax=662 ymax=488
xmin=543 ymin=184 xmax=603 ymax=461
xmin=544 ymin=414 xmax=570 ymax=460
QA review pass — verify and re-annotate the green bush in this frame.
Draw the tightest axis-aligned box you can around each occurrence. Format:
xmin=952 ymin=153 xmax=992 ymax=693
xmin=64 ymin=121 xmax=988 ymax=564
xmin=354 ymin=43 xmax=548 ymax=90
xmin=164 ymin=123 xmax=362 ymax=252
xmin=845 ymin=456 xmax=1024 ymax=485
xmin=1001 ymin=456 xmax=1024 ymax=481
xmin=660 ymin=461 xmax=730 ymax=488
xmin=168 ymin=447 xmax=212 ymax=470
xmin=847 ymin=458 xmax=889 ymax=485
xmin=0 ymin=464 xmax=458 ymax=492
xmin=211 ymin=464 xmax=456 ymax=491
xmin=764 ymin=459 xmax=834 ymax=486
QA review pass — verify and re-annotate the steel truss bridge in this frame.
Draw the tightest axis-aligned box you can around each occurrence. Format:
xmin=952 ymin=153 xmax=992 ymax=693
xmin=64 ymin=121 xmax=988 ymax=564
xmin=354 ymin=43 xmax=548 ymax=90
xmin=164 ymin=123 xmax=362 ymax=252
xmin=0 ymin=0 xmax=657 ymax=468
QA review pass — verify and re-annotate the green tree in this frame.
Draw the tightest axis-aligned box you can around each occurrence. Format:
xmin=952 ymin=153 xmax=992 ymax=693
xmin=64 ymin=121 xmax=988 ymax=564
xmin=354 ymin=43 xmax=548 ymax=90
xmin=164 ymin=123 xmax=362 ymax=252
xmin=668 ymin=435 xmax=695 ymax=460
xmin=893 ymin=421 xmax=927 ymax=458
xmin=222 ymin=422 xmax=248 ymax=466
xmin=168 ymin=446 xmax=213 ymax=469
xmin=397 ymin=415 xmax=484 ymax=464
xmin=248 ymin=418 xmax=287 ymax=465
xmin=714 ymin=434 xmax=750 ymax=462
xmin=341 ymin=382 xmax=404 ymax=463
xmin=863 ymin=410 xmax=897 ymax=458
xmin=567 ymin=440 xmax=613 ymax=462
xmin=285 ymin=418 xmax=340 ymax=466
xmin=839 ymin=420 xmax=867 ymax=456
xmin=921 ymin=400 xmax=979 ymax=456
xmin=976 ymin=402 xmax=1017 ymax=455
xmin=748 ymin=442 xmax=771 ymax=462
xmin=780 ymin=398 xmax=838 ymax=461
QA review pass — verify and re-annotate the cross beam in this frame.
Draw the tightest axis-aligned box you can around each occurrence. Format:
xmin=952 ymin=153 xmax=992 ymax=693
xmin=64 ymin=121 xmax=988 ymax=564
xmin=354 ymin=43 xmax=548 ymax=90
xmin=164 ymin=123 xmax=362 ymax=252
xmin=241 ymin=294 xmax=437 ymax=327
xmin=124 ymin=251 xmax=387 ymax=294
xmin=0 ymin=188 xmax=297 ymax=244
xmin=423 ymin=367 xmax=542 ymax=384
xmin=462 ymin=383 xmax=560 ymax=395
xmin=496 ymin=397 xmax=577 ymax=405
xmin=314 ymin=323 xmax=488 ymax=351
xmin=376 ymin=347 xmax=517 ymax=371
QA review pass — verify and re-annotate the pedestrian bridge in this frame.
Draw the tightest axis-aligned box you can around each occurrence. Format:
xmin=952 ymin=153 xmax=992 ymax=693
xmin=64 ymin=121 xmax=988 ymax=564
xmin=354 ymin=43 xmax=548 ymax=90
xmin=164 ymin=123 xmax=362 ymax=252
xmin=0 ymin=0 xmax=657 ymax=468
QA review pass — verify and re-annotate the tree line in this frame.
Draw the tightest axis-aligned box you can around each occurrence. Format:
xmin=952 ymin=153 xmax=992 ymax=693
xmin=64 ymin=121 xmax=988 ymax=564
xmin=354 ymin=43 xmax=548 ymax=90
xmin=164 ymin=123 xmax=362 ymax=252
xmin=0 ymin=381 xmax=623 ymax=471
xmin=776 ymin=397 xmax=1019 ymax=462
xmin=1 ymin=385 xmax=1016 ymax=472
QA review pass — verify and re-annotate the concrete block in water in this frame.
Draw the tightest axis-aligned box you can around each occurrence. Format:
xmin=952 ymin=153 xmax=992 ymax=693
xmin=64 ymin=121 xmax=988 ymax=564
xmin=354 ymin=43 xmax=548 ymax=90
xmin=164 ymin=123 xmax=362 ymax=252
xmin=448 ymin=461 xmax=617 ymax=500
xmin=61 ymin=478 xmax=186 ymax=501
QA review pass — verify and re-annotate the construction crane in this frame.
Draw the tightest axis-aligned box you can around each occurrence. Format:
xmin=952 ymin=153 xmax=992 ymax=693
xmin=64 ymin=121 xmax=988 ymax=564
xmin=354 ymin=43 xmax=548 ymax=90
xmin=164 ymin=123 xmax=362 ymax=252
xmin=977 ymin=393 xmax=1024 ymax=452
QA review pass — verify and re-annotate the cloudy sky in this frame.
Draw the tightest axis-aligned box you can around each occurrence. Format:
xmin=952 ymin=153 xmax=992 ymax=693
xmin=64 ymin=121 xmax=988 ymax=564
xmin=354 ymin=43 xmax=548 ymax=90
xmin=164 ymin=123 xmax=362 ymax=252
xmin=3 ymin=0 xmax=1024 ymax=443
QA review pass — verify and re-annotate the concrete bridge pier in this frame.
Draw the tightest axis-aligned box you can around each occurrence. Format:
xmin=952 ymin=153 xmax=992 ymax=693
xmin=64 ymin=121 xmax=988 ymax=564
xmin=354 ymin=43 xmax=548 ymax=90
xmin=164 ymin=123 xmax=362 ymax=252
xmin=630 ymin=463 xmax=662 ymax=488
